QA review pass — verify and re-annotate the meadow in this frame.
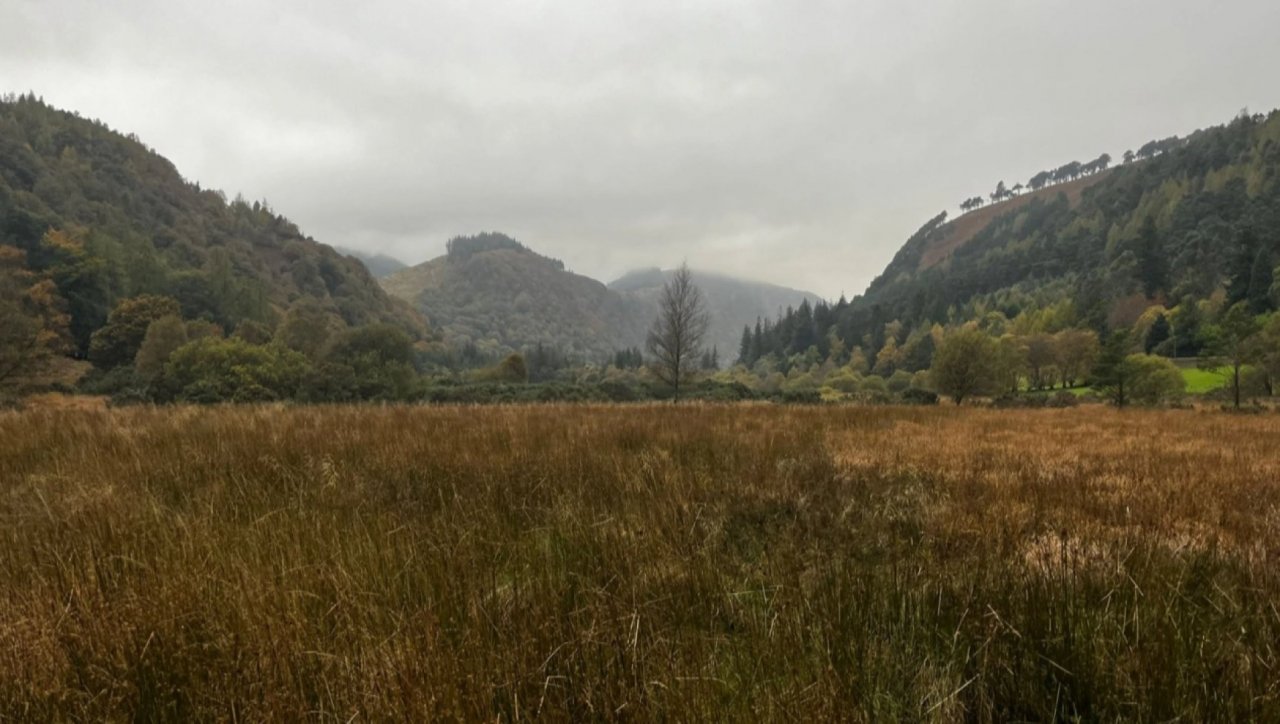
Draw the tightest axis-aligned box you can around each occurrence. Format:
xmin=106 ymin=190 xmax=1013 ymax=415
xmin=2 ymin=403 xmax=1279 ymax=721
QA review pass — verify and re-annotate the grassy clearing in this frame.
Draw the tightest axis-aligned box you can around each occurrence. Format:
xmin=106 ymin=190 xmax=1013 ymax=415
xmin=1181 ymin=366 xmax=1230 ymax=393
xmin=2 ymin=404 xmax=1279 ymax=720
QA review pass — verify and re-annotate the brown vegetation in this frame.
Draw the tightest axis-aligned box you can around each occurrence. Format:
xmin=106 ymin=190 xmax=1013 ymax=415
xmin=920 ymin=171 xmax=1112 ymax=271
xmin=2 ymin=404 xmax=1279 ymax=720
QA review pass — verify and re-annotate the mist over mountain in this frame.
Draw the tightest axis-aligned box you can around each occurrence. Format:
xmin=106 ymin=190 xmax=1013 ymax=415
xmin=380 ymin=233 xmax=820 ymax=364
xmin=610 ymin=268 xmax=821 ymax=363
xmin=333 ymin=246 xmax=407 ymax=279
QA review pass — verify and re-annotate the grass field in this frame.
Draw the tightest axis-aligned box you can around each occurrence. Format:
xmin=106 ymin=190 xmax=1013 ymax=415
xmin=1042 ymin=365 xmax=1230 ymax=397
xmin=1181 ymin=366 xmax=1231 ymax=394
xmin=2 ymin=404 xmax=1279 ymax=720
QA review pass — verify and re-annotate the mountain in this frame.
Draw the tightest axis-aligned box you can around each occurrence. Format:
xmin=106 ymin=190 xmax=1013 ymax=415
xmin=334 ymin=246 xmax=407 ymax=278
xmin=610 ymin=267 xmax=822 ymax=362
xmin=382 ymin=232 xmax=646 ymax=360
xmin=0 ymin=93 xmax=425 ymax=366
xmin=745 ymin=108 xmax=1280 ymax=365
xmin=381 ymin=232 xmax=822 ymax=364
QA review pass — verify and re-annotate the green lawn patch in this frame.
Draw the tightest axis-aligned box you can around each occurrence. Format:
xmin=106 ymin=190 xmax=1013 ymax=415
xmin=1182 ymin=366 xmax=1229 ymax=394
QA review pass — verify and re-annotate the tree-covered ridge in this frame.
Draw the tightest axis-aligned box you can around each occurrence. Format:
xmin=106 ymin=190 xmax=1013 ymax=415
xmin=959 ymin=152 xmax=1114 ymax=212
xmin=0 ymin=93 xmax=425 ymax=360
xmin=747 ymin=109 xmax=1280 ymax=368
xmin=382 ymin=232 xmax=646 ymax=361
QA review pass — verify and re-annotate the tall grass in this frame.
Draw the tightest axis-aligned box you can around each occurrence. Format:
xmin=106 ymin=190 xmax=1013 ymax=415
xmin=2 ymin=404 xmax=1278 ymax=720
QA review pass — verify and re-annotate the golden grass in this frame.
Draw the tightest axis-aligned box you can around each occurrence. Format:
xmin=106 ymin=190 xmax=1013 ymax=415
xmin=1 ymin=404 xmax=1278 ymax=720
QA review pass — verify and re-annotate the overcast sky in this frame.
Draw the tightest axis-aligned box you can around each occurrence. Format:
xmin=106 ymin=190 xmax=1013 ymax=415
xmin=5 ymin=1 xmax=1280 ymax=298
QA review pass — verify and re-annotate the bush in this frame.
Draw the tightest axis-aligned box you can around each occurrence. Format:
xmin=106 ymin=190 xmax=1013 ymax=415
xmin=163 ymin=337 xmax=310 ymax=403
xmin=1048 ymin=390 xmax=1080 ymax=408
xmin=1124 ymin=354 xmax=1185 ymax=406
xmin=598 ymin=380 xmax=639 ymax=402
xmin=899 ymin=387 xmax=939 ymax=405
xmin=78 ymin=365 xmax=142 ymax=396
xmin=887 ymin=370 xmax=914 ymax=394
xmin=778 ymin=389 xmax=822 ymax=405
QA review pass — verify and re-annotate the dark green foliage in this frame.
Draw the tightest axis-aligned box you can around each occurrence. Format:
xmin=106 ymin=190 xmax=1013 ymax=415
xmin=161 ymin=337 xmax=309 ymax=403
xmin=232 ymin=319 xmax=273 ymax=345
xmin=524 ymin=343 xmax=573 ymax=382
xmin=1092 ymin=331 xmax=1134 ymax=406
xmin=1122 ymin=354 xmax=1185 ymax=405
xmin=929 ymin=327 xmax=1002 ymax=404
xmin=698 ymin=347 xmax=720 ymax=370
xmin=445 ymin=232 xmax=546 ymax=264
xmin=899 ymin=387 xmax=939 ymax=405
xmin=752 ymin=110 xmax=1280 ymax=362
xmin=611 ymin=346 xmax=644 ymax=371
xmin=88 ymin=295 xmax=182 ymax=369
xmin=1200 ymin=302 xmax=1263 ymax=409
xmin=1136 ymin=216 xmax=1168 ymax=297
xmin=317 ymin=325 xmax=418 ymax=401
xmin=0 ymin=94 xmax=425 ymax=369
xmin=1145 ymin=313 xmax=1171 ymax=353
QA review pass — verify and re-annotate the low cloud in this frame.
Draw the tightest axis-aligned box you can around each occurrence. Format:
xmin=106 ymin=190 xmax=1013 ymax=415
xmin=5 ymin=0 xmax=1279 ymax=297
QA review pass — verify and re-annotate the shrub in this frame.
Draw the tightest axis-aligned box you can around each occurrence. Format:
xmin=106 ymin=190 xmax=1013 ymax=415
xmin=1124 ymin=354 xmax=1185 ymax=406
xmin=163 ymin=337 xmax=310 ymax=403
xmin=900 ymin=387 xmax=939 ymax=405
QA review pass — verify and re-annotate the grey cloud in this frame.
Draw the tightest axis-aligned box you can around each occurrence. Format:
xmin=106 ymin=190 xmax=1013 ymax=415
xmin=4 ymin=0 xmax=1279 ymax=297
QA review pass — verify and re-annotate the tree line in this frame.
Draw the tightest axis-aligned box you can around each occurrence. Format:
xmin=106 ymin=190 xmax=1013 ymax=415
xmin=957 ymin=130 xmax=1198 ymax=216
xmin=959 ymin=153 xmax=1116 ymax=213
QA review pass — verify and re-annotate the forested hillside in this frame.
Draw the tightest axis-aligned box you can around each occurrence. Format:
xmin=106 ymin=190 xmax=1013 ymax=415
xmin=381 ymin=234 xmax=823 ymax=367
xmin=732 ymin=109 xmax=1280 ymax=407
xmin=0 ymin=94 xmax=425 ymax=399
xmin=382 ymin=233 xmax=647 ymax=361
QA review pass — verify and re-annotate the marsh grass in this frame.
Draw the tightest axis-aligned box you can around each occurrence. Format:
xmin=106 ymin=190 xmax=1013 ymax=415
xmin=2 ymin=404 xmax=1279 ymax=720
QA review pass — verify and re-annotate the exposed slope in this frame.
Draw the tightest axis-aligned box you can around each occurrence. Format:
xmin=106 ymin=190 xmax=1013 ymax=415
xmin=611 ymin=268 xmax=821 ymax=360
xmin=862 ymin=110 xmax=1280 ymax=327
xmin=917 ymin=172 xmax=1112 ymax=271
xmin=383 ymin=233 xmax=646 ymax=359
xmin=0 ymin=94 xmax=425 ymax=355
xmin=746 ymin=109 xmax=1280 ymax=364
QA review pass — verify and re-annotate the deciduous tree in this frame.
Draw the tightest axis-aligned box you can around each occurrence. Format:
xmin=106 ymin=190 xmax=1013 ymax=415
xmin=930 ymin=326 xmax=1001 ymax=404
xmin=646 ymin=263 xmax=710 ymax=400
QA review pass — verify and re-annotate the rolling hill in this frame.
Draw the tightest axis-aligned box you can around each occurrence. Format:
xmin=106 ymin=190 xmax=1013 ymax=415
xmin=747 ymin=108 xmax=1280 ymax=365
xmin=381 ymin=233 xmax=821 ymax=364
xmin=0 ymin=93 xmax=425 ymax=363
xmin=382 ymin=233 xmax=646 ymax=360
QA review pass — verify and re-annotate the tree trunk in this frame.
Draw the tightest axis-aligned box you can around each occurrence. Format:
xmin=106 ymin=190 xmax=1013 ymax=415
xmin=1234 ymin=362 xmax=1241 ymax=410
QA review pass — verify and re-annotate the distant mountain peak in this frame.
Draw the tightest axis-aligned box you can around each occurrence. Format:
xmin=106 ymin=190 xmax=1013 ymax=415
xmin=444 ymin=232 xmax=565 ymax=270
xmin=333 ymin=246 xmax=408 ymax=279
xmin=381 ymin=234 xmax=821 ymax=365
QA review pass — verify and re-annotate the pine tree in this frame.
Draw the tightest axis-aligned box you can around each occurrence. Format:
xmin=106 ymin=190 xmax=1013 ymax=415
xmin=1246 ymin=247 xmax=1274 ymax=313
xmin=1136 ymin=216 xmax=1168 ymax=297
xmin=738 ymin=326 xmax=753 ymax=365
xmin=1145 ymin=313 xmax=1171 ymax=353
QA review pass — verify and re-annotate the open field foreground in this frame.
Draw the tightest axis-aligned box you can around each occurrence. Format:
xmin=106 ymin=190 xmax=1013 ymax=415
xmin=2 ymin=405 xmax=1280 ymax=721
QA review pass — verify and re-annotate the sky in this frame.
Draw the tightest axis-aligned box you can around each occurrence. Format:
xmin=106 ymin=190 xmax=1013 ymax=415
xmin=4 ymin=0 xmax=1280 ymax=299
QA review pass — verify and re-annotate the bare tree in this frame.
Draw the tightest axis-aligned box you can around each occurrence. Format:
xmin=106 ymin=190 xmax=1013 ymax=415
xmin=646 ymin=263 xmax=710 ymax=400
